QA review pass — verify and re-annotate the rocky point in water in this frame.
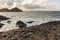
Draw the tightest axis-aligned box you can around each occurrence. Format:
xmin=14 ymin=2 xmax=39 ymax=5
xmin=0 ymin=15 xmax=10 ymax=20
xmin=0 ymin=15 xmax=10 ymax=23
xmin=0 ymin=15 xmax=10 ymax=28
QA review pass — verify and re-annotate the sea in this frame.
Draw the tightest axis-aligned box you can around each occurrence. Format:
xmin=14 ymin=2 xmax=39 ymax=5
xmin=0 ymin=11 xmax=60 ymax=32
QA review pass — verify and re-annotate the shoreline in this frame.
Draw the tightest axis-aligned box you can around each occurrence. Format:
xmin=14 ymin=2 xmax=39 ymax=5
xmin=0 ymin=20 xmax=60 ymax=40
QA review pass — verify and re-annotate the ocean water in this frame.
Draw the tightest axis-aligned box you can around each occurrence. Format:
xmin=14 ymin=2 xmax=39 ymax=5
xmin=0 ymin=11 xmax=60 ymax=32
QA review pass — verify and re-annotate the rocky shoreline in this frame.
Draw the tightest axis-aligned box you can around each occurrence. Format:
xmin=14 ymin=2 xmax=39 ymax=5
xmin=0 ymin=21 xmax=60 ymax=40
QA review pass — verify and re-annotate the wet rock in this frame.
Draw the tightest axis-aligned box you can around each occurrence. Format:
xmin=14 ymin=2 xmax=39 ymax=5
xmin=0 ymin=15 xmax=10 ymax=21
xmin=16 ymin=21 xmax=27 ymax=29
xmin=7 ymin=20 xmax=11 ymax=24
xmin=27 ymin=21 xmax=35 ymax=24
xmin=0 ymin=23 xmax=4 ymax=28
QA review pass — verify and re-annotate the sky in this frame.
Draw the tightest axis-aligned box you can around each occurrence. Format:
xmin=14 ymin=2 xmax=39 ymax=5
xmin=23 ymin=0 xmax=60 ymax=9
xmin=0 ymin=0 xmax=60 ymax=11
xmin=48 ymin=0 xmax=60 ymax=6
xmin=2 ymin=0 xmax=60 ymax=6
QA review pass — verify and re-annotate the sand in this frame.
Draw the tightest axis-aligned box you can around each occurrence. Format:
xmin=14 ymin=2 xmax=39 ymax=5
xmin=0 ymin=21 xmax=60 ymax=40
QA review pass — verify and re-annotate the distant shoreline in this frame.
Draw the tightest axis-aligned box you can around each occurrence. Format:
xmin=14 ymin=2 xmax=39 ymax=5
xmin=0 ymin=7 xmax=23 ymax=12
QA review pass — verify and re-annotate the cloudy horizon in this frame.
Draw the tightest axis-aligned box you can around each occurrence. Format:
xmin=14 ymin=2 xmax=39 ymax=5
xmin=0 ymin=0 xmax=60 ymax=11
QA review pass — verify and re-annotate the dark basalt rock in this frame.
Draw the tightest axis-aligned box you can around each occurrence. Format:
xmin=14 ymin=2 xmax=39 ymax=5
xmin=0 ymin=15 xmax=10 ymax=21
xmin=0 ymin=23 xmax=4 ymax=28
xmin=27 ymin=21 xmax=35 ymax=24
xmin=16 ymin=21 xmax=27 ymax=29
xmin=7 ymin=20 xmax=11 ymax=24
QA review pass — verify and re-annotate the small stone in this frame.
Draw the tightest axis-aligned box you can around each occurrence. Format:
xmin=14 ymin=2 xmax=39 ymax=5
xmin=27 ymin=21 xmax=35 ymax=23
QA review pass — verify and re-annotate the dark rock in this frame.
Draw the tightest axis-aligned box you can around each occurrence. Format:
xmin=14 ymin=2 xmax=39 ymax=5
xmin=7 ymin=20 xmax=11 ymax=24
xmin=0 ymin=23 xmax=4 ymax=28
xmin=16 ymin=21 xmax=27 ymax=29
xmin=0 ymin=8 xmax=10 ymax=12
xmin=0 ymin=15 xmax=10 ymax=21
xmin=10 ymin=7 xmax=23 ymax=12
xmin=0 ymin=7 xmax=23 ymax=12
xmin=27 ymin=21 xmax=35 ymax=24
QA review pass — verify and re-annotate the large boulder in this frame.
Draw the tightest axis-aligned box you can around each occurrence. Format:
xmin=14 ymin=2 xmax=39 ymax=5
xmin=16 ymin=21 xmax=27 ymax=29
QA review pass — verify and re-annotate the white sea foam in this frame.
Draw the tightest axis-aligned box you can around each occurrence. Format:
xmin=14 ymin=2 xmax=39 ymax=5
xmin=0 ymin=17 xmax=60 ymax=32
xmin=0 ymin=12 xmax=60 ymax=32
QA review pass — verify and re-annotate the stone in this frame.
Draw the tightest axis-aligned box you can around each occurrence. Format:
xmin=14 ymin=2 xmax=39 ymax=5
xmin=16 ymin=21 xmax=27 ymax=29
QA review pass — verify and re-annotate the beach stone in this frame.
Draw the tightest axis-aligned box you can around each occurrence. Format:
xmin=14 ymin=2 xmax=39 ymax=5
xmin=0 ymin=21 xmax=60 ymax=40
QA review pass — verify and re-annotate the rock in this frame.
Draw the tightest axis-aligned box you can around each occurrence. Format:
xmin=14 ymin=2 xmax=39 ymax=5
xmin=0 ymin=15 xmax=10 ymax=21
xmin=0 ymin=21 xmax=60 ymax=40
xmin=0 ymin=23 xmax=4 ymax=28
xmin=7 ymin=20 xmax=11 ymax=24
xmin=10 ymin=7 xmax=23 ymax=12
xmin=0 ymin=7 xmax=23 ymax=12
xmin=27 ymin=21 xmax=35 ymax=24
xmin=16 ymin=21 xmax=27 ymax=29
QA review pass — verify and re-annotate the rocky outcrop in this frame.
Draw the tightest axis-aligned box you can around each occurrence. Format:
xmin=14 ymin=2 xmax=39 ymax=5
xmin=16 ymin=21 xmax=27 ymax=29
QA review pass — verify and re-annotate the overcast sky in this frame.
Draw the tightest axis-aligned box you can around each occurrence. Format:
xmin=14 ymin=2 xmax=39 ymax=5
xmin=0 ymin=0 xmax=60 ymax=10
xmin=49 ymin=0 xmax=60 ymax=6
xmin=5 ymin=0 xmax=60 ymax=6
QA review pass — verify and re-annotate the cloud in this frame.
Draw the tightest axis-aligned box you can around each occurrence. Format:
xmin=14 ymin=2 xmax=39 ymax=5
xmin=23 ymin=4 xmax=47 ymax=9
xmin=23 ymin=4 xmax=41 ymax=9
xmin=5 ymin=0 xmax=14 ymax=5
